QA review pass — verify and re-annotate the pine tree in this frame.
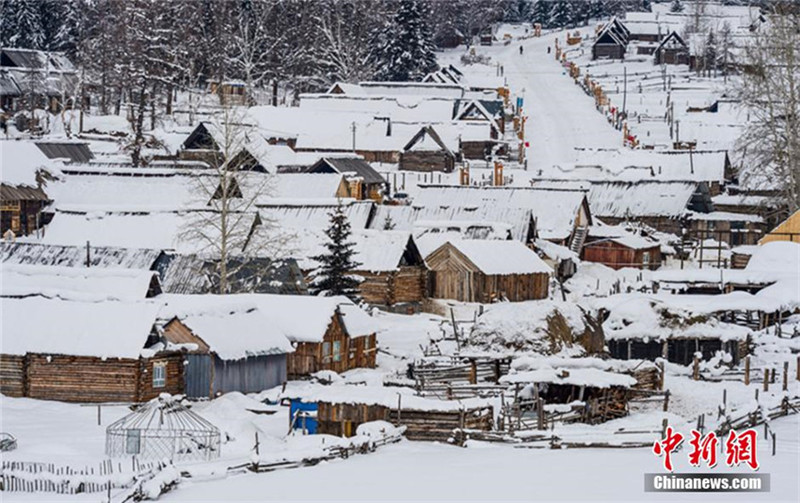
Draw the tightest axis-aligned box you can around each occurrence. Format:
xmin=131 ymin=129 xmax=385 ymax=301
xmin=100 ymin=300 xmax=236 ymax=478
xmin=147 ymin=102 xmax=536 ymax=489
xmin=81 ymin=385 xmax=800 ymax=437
xmin=549 ymin=0 xmax=572 ymax=29
xmin=5 ymin=0 xmax=45 ymax=49
xmin=530 ymin=0 xmax=550 ymax=26
xmin=370 ymin=0 xmax=438 ymax=82
xmin=310 ymin=201 xmax=362 ymax=300
xmin=670 ymin=0 xmax=684 ymax=13
xmin=47 ymin=0 xmax=82 ymax=56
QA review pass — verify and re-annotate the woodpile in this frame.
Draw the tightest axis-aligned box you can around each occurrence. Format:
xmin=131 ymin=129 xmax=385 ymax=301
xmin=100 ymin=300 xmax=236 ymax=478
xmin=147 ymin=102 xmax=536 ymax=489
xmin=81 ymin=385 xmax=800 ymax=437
xmin=387 ymin=407 xmax=493 ymax=442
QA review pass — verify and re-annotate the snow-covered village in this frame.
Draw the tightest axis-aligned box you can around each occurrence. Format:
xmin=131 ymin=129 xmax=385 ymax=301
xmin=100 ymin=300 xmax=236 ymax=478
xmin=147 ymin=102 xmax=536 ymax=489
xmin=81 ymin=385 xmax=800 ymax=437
xmin=0 ymin=0 xmax=799 ymax=501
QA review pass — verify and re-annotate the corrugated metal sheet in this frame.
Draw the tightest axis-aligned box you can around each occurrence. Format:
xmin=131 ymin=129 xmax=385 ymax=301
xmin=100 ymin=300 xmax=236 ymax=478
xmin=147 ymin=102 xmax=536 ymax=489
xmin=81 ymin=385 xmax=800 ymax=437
xmin=213 ymin=354 xmax=287 ymax=395
xmin=0 ymin=241 xmax=163 ymax=269
xmin=184 ymin=353 xmax=213 ymax=398
xmin=0 ymin=183 xmax=49 ymax=201
xmin=35 ymin=142 xmax=94 ymax=163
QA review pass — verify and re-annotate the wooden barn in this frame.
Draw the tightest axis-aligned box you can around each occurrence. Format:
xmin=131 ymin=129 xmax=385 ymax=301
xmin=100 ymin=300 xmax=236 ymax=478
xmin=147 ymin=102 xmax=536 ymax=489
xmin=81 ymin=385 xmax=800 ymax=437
xmin=654 ymin=31 xmax=689 ymax=65
xmin=0 ymin=297 xmax=183 ymax=403
xmin=592 ymin=18 xmax=630 ymax=60
xmin=426 ymin=239 xmax=551 ymax=303
xmin=582 ymin=227 xmax=662 ymax=270
xmin=399 ymin=126 xmax=456 ymax=173
xmin=307 ymin=157 xmax=387 ymax=201
xmin=160 ymin=300 xmax=293 ymax=398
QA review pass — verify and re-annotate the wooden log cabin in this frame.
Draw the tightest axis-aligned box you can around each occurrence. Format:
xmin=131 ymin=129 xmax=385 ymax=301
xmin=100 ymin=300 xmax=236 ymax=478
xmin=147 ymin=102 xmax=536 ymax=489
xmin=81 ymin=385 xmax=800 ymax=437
xmin=349 ymin=231 xmax=429 ymax=311
xmin=426 ymin=239 xmax=551 ymax=303
xmin=592 ymin=18 xmax=630 ymax=60
xmin=582 ymin=227 xmax=662 ymax=270
xmin=0 ymin=297 xmax=183 ymax=403
xmin=1 ymin=141 xmax=58 ymax=238
xmin=159 ymin=301 xmax=293 ymax=398
xmin=399 ymin=126 xmax=456 ymax=173
xmin=221 ymin=294 xmax=378 ymax=378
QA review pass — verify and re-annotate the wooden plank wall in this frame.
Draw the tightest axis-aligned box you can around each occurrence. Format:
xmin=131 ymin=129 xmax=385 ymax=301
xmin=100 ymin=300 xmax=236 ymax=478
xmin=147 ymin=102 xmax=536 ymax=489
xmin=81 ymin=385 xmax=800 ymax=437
xmin=399 ymin=151 xmax=454 ymax=173
xmin=287 ymin=315 xmax=377 ymax=378
xmin=357 ymin=267 xmax=427 ymax=306
xmin=0 ymin=354 xmax=26 ymax=397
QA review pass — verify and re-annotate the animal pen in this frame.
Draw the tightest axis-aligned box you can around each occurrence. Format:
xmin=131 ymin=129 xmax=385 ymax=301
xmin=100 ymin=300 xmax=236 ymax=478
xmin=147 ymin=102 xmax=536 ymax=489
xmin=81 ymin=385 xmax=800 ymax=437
xmin=105 ymin=397 xmax=221 ymax=462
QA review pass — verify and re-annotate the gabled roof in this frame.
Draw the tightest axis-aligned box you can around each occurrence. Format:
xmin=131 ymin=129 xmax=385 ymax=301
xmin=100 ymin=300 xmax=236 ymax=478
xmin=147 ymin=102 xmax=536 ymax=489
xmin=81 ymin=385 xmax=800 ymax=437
xmin=308 ymin=157 xmax=385 ymax=185
xmin=656 ymin=31 xmax=688 ymax=52
xmin=0 ymin=48 xmax=75 ymax=72
xmin=402 ymin=126 xmax=453 ymax=154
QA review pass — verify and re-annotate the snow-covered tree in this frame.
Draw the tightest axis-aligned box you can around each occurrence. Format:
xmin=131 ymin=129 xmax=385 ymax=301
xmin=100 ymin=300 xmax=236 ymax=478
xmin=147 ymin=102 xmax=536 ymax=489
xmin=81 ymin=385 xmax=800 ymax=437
xmin=670 ymin=0 xmax=684 ymax=13
xmin=310 ymin=200 xmax=362 ymax=300
xmin=370 ymin=0 xmax=438 ymax=82
xmin=530 ymin=0 xmax=550 ymax=26
xmin=735 ymin=10 xmax=800 ymax=211
xmin=2 ymin=0 xmax=46 ymax=49
xmin=315 ymin=0 xmax=377 ymax=86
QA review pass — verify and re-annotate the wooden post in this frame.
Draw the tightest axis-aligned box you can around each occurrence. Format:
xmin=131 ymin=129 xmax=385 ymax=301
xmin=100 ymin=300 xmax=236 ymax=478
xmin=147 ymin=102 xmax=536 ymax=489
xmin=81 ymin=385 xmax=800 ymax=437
xmin=783 ymin=362 xmax=789 ymax=391
xmin=745 ymin=356 xmax=750 ymax=385
xmin=658 ymin=360 xmax=665 ymax=390
xmin=661 ymin=418 xmax=668 ymax=438
xmin=771 ymin=368 xmax=776 ymax=384
xmin=663 ymin=390 xmax=670 ymax=412
xmin=772 ymin=433 xmax=776 ymax=456
xmin=693 ymin=356 xmax=700 ymax=380
xmin=97 ymin=404 xmax=101 ymax=426
xmin=797 ymin=355 xmax=800 ymax=381
xmin=763 ymin=369 xmax=769 ymax=392
xmin=469 ymin=359 xmax=477 ymax=385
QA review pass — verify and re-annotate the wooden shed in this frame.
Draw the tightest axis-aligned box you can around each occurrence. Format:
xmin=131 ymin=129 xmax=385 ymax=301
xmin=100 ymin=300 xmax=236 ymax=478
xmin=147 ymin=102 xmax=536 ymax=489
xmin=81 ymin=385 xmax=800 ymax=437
xmin=307 ymin=157 xmax=387 ymax=201
xmin=654 ymin=31 xmax=689 ymax=65
xmin=399 ymin=126 xmax=456 ymax=173
xmin=592 ymin=18 xmax=630 ymax=60
xmin=426 ymin=239 xmax=551 ymax=303
xmin=160 ymin=303 xmax=293 ymax=398
xmin=582 ymin=232 xmax=662 ymax=270
xmin=0 ymin=297 xmax=183 ymax=403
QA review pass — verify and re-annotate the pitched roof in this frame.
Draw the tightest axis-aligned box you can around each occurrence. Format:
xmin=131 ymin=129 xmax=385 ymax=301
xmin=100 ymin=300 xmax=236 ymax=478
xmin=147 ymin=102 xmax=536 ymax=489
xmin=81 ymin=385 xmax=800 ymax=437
xmin=308 ymin=157 xmax=385 ymax=185
xmin=35 ymin=142 xmax=94 ymax=164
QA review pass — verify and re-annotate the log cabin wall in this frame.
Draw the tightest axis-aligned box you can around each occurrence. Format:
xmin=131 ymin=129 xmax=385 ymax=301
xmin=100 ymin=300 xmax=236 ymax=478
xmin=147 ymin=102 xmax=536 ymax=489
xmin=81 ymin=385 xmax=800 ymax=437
xmin=356 ymin=266 xmax=428 ymax=307
xmin=3 ymin=352 xmax=183 ymax=403
xmin=399 ymin=151 xmax=455 ymax=173
xmin=0 ymin=354 xmax=26 ymax=397
xmin=137 ymin=354 xmax=185 ymax=401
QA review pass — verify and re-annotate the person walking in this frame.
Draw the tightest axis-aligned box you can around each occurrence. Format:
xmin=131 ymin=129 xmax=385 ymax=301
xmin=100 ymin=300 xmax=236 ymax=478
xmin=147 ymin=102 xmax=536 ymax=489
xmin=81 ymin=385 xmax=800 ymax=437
xmin=519 ymin=45 xmax=524 ymax=55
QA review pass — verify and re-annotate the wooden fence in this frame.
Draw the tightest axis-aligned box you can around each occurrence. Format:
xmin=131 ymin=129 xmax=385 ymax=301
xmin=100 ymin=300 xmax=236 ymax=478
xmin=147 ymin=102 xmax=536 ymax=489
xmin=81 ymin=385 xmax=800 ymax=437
xmin=0 ymin=458 xmax=161 ymax=495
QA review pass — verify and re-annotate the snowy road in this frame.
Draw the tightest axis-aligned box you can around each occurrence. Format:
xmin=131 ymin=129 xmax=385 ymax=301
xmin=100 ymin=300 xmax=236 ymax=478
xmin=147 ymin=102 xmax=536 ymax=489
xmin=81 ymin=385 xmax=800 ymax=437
xmin=498 ymin=32 xmax=622 ymax=171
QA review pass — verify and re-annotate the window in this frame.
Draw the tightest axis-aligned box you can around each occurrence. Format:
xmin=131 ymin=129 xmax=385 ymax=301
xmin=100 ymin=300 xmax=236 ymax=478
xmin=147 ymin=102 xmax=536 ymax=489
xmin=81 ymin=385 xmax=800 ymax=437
xmin=642 ymin=251 xmax=650 ymax=267
xmin=152 ymin=362 xmax=166 ymax=388
xmin=322 ymin=342 xmax=331 ymax=361
xmin=332 ymin=341 xmax=341 ymax=362
xmin=126 ymin=429 xmax=141 ymax=454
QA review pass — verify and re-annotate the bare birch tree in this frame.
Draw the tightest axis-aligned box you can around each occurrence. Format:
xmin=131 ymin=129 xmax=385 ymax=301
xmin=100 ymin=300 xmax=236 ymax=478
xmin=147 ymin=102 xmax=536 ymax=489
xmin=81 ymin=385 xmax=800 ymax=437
xmin=178 ymin=104 xmax=295 ymax=294
xmin=735 ymin=8 xmax=800 ymax=212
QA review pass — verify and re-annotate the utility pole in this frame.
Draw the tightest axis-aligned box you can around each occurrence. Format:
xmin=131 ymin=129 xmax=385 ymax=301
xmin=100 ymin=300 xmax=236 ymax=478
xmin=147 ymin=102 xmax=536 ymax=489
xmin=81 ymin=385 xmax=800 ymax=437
xmin=622 ymin=66 xmax=627 ymax=115
xmin=351 ymin=122 xmax=357 ymax=152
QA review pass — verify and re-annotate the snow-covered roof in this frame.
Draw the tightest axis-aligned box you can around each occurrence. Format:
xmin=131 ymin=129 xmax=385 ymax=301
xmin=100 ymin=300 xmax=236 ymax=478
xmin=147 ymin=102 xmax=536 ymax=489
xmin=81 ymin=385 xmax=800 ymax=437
xmin=1 ymin=264 xmax=158 ymax=301
xmin=413 ymin=185 xmax=588 ymax=241
xmin=587 ymin=224 xmax=660 ymax=250
xmin=1 ymin=241 xmax=162 ymax=269
xmin=1 ymin=297 xmax=160 ymax=357
xmin=298 ymin=94 xmax=456 ymax=123
xmin=163 ymin=301 xmax=293 ymax=360
xmin=501 ymin=367 xmax=636 ymax=389
xmin=258 ymin=200 xmax=373 ymax=230
xmin=1 ymin=140 xmax=61 ymax=188
xmin=369 ymin=204 xmax=531 ymax=243
xmin=289 ymin=229 xmax=419 ymax=272
xmin=161 ymin=293 xmax=375 ymax=344
xmin=435 ymin=239 xmax=552 ymax=275
xmin=269 ymin=173 xmax=345 ymax=200
xmin=577 ymin=181 xmax=702 ymax=219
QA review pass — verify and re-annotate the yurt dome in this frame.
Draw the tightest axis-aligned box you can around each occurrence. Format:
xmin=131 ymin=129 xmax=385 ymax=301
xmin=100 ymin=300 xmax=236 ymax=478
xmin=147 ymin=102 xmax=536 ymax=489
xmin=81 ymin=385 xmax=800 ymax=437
xmin=105 ymin=395 xmax=220 ymax=462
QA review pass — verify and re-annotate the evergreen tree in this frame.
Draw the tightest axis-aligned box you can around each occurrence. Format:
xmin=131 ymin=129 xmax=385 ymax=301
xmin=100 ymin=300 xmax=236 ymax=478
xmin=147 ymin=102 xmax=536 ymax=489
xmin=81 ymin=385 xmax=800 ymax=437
xmin=370 ymin=0 xmax=438 ymax=82
xmin=670 ymin=0 xmax=684 ymax=13
xmin=4 ymin=0 xmax=45 ymax=49
xmin=587 ymin=0 xmax=607 ymax=21
xmin=310 ymin=201 xmax=362 ymax=300
xmin=530 ymin=0 xmax=550 ymax=26
xmin=47 ymin=0 xmax=82 ymax=56
xmin=549 ymin=0 xmax=572 ymax=29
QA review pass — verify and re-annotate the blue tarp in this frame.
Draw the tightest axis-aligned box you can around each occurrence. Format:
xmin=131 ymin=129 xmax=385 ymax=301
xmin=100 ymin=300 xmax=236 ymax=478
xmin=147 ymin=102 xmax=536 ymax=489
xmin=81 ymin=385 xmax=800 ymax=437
xmin=289 ymin=400 xmax=318 ymax=434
